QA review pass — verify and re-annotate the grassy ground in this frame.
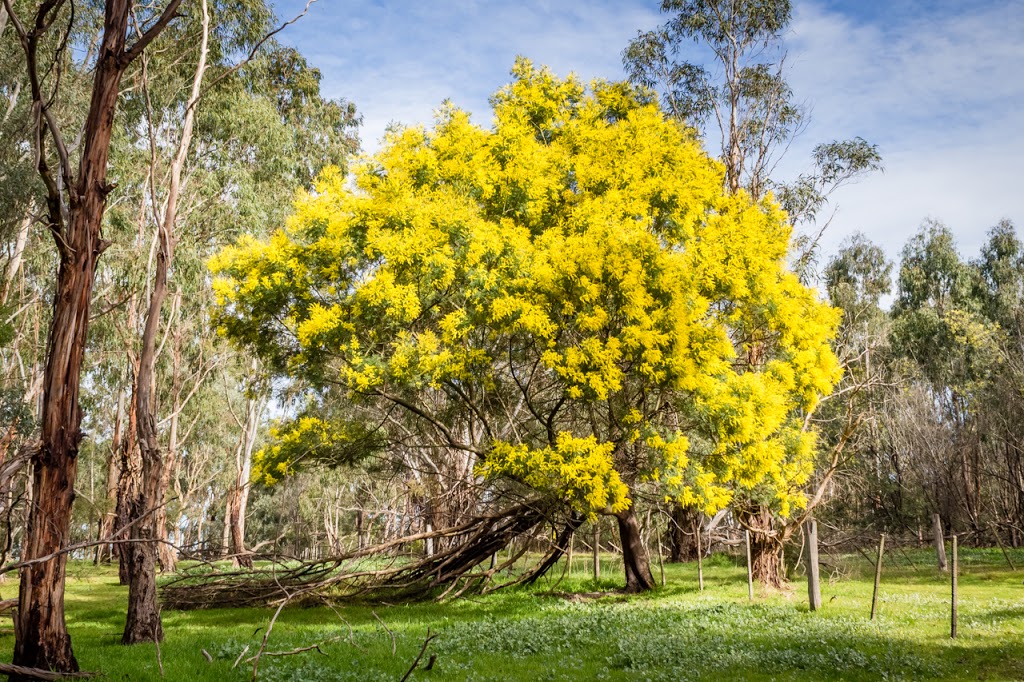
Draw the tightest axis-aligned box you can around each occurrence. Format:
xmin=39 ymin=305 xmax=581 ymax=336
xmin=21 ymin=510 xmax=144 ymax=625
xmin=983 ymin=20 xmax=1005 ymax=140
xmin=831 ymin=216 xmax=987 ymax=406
xmin=1 ymin=547 xmax=1023 ymax=681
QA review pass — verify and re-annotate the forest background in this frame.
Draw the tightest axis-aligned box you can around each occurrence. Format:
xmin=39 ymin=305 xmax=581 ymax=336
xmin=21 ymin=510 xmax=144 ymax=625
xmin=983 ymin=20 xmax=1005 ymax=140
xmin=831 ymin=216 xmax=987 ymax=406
xmin=1 ymin=0 xmax=1023 ymax=679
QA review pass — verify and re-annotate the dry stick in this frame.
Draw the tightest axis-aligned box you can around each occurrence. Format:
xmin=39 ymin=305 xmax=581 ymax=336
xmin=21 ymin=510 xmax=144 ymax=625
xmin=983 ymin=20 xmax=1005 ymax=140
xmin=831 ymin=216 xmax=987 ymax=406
xmin=244 ymin=642 xmax=331 ymax=662
xmin=933 ymin=513 xmax=948 ymax=572
xmin=696 ymin=521 xmax=704 ymax=592
xmin=656 ymin=530 xmax=666 ymax=588
xmin=231 ymin=645 xmax=251 ymax=670
xmin=951 ymin=534 xmax=958 ymax=639
xmin=567 ymin=532 xmax=575 ymax=576
xmin=745 ymin=529 xmax=753 ymax=600
xmin=0 ymin=664 xmax=98 ymax=680
xmin=870 ymin=533 xmax=886 ymax=621
xmin=805 ymin=519 xmax=821 ymax=612
xmin=399 ymin=629 xmax=439 ymax=682
xmin=990 ymin=523 xmax=1016 ymax=570
xmin=593 ymin=523 xmax=600 ymax=581
xmin=372 ymin=610 xmax=396 ymax=656
xmin=155 ymin=609 xmax=165 ymax=677
xmin=251 ymin=601 xmax=288 ymax=681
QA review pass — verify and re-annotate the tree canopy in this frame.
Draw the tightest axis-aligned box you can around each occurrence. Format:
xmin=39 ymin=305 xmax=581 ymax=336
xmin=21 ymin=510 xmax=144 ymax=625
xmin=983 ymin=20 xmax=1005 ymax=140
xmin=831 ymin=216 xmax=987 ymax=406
xmin=211 ymin=59 xmax=841 ymax=522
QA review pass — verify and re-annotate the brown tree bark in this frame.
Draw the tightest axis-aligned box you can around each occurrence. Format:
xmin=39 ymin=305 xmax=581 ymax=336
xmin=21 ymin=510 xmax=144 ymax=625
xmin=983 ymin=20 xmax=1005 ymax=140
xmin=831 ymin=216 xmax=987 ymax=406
xmin=122 ymin=0 xmax=207 ymax=642
xmin=114 ymin=393 xmax=139 ymax=585
xmin=94 ymin=390 xmax=125 ymax=565
xmin=738 ymin=506 xmax=785 ymax=589
xmin=3 ymin=0 xmax=183 ymax=672
xmin=121 ymin=234 xmax=169 ymax=642
xmin=666 ymin=503 xmax=702 ymax=563
xmin=616 ymin=506 xmax=655 ymax=593
xmin=224 ymin=380 xmax=263 ymax=569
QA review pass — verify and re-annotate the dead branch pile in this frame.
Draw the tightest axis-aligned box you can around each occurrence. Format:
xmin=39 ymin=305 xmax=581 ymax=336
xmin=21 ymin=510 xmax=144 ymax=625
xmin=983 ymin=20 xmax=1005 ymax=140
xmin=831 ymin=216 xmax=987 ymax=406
xmin=161 ymin=500 xmax=578 ymax=609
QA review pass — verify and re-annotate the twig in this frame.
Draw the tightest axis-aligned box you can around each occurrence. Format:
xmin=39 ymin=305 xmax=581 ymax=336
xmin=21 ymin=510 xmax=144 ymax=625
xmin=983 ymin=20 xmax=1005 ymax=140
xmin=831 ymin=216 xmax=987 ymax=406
xmin=155 ymin=611 xmax=165 ymax=677
xmin=244 ymin=642 xmax=331 ymax=661
xmin=372 ymin=610 xmax=396 ymax=656
xmin=231 ymin=644 xmax=250 ymax=669
xmin=398 ymin=629 xmax=439 ymax=682
xmin=251 ymin=601 xmax=288 ymax=681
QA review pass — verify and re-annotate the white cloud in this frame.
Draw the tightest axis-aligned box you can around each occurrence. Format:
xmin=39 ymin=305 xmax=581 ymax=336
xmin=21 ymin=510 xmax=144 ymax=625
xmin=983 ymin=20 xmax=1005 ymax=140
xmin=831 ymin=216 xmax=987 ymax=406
xmin=783 ymin=0 xmax=1024 ymax=261
xmin=274 ymin=0 xmax=1024 ymax=265
xmin=280 ymin=0 xmax=661 ymax=150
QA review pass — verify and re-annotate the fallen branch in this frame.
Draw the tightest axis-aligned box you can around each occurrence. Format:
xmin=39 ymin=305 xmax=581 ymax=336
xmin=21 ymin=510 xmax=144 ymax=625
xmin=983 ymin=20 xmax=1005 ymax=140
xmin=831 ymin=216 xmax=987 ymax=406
xmin=398 ymin=629 xmax=438 ymax=682
xmin=0 ymin=663 xmax=99 ymax=680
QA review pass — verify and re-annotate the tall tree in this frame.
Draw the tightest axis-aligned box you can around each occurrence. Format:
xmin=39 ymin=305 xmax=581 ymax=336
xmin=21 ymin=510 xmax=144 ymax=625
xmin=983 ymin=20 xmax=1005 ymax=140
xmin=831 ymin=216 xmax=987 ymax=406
xmin=211 ymin=61 xmax=840 ymax=593
xmin=624 ymin=0 xmax=879 ymax=583
xmin=0 ymin=0 xmax=181 ymax=673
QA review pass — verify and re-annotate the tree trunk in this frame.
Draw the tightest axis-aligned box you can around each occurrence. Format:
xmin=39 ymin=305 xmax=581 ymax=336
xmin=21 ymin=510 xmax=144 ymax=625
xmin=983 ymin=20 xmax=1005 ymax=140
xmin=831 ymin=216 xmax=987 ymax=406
xmin=666 ymin=503 xmax=701 ymax=563
xmin=114 ymin=394 xmax=140 ymax=585
xmin=122 ymin=212 xmax=170 ymax=644
xmin=225 ymin=382 xmax=262 ymax=569
xmin=155 ymin=401 xmax=178 ymax=572
xmin=12 ymin=51 xmax=123 ymax=669
xmin=12 ymin=216 xmax=107 ymax=674
xmin=616 ymin=506 xmax=655 ymax=593
xmin=122 ymin=0 xmax=205 ymax=639
xmin=94 ymin=391 xmax=125 ymax=565
xmin=739 ymin=506 xmax=785 ymax=589
xmin=156 ymin=317 xmax=182 ymax=573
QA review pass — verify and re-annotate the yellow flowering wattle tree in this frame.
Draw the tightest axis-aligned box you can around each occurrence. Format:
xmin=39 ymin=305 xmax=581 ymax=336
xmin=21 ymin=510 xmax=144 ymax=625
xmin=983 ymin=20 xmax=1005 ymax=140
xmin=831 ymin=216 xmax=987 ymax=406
xmin=210 ymin=59 xmax=841 ymax=593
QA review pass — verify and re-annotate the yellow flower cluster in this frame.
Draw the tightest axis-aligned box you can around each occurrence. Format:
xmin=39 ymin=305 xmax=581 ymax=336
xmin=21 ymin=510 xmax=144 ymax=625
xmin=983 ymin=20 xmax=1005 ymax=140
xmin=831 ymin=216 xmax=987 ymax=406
xmin=211 ymin=59 xmax=841 ymax=514
xmin=478 ymin=433 xmax=629 ymax=516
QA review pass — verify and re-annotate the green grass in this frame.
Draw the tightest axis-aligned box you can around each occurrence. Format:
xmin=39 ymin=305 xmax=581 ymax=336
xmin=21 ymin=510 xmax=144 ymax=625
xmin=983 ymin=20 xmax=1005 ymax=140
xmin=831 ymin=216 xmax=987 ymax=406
xmin=2 ymin=547 xmax=1023 ymax=681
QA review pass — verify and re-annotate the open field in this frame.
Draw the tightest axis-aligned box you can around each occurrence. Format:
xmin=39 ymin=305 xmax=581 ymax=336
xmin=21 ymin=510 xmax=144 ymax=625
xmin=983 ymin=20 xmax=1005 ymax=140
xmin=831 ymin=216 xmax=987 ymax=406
xmin=1 ymin=548 xmax=1022 ymax=681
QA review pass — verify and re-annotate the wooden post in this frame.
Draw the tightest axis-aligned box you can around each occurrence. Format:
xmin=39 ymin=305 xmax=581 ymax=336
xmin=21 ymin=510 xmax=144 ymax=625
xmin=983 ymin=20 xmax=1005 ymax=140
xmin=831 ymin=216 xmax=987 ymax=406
xmin=870 ymin=533 xmax=886 ymax=620
xmin=567 ymin=533 xmax=575 ymax=576
xmin=805 ymin=519 xmax=821 ymax=612
xmin=951 ymin=534 xmax=958 ymax=639
xmin=656 ymin=529 xmax=666 ymax=587
xmin=696 ymin=520 xmax=704 ymax=592
xmin=933 ymin=513 xmax=948 ymax=572
xmin=745 ymin=529 xmax=753 ymax=600
xmin=593 ymin=523 xmax=600 ymax=581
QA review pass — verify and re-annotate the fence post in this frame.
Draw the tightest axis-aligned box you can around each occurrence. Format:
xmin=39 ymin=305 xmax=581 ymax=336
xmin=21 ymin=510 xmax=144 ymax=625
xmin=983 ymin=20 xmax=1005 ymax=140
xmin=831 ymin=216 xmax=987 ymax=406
xmin=805 ymin=519 xmax=821 ymax=611
xmin=951 ymin=534 xmax=958 ymax=639
xmin=696 ymin=520 xmax=705 ymax=592
xmin=870 ymin=533 xmax=886 ymax=620
xmin=933 ymin=513 xmax=948 ymax=572
xmin=593 ymin=523 xmax=600 ymax=581
xmin=656 ymin=528 xmax=666 ymax=587
xmin=745 ymin=529 xmax=754 ymax=600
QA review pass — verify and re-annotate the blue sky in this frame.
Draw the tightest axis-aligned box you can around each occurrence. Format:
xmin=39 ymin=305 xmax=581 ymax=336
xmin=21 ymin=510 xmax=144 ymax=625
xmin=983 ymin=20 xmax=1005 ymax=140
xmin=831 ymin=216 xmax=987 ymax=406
xmin=271 ymin=0 xmax=1024 ymax=267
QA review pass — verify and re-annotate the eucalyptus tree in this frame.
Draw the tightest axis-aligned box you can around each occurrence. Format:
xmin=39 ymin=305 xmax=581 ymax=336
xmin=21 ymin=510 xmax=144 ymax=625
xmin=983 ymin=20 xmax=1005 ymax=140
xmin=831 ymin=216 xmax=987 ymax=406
xmin=624 ymin=0 xmax=880 ymax=582
xmin=623 ymin=0 xmax=881 ymax=214
xmin=85 ymin=0 xmax=359 ymax=641
xmin=889 ymin=222 xmax=1000 ymax=535
xmin=1 ymin=0 xmax=184 ymax=672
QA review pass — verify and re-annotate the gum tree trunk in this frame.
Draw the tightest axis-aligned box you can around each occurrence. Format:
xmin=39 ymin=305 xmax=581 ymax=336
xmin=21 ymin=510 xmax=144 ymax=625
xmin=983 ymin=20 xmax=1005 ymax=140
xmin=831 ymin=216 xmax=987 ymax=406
xmin=122 ymin=0 xmax=207 ymax=642
xmin=616 ymin=506 xmax=655 ymax=593
xmin=4 ymin=0 xmax=183 ymax=670
xmin=667 ymin=503 xmax=701 ymax=563
xmin=739 ymin=506 xmax=785 ymax=589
